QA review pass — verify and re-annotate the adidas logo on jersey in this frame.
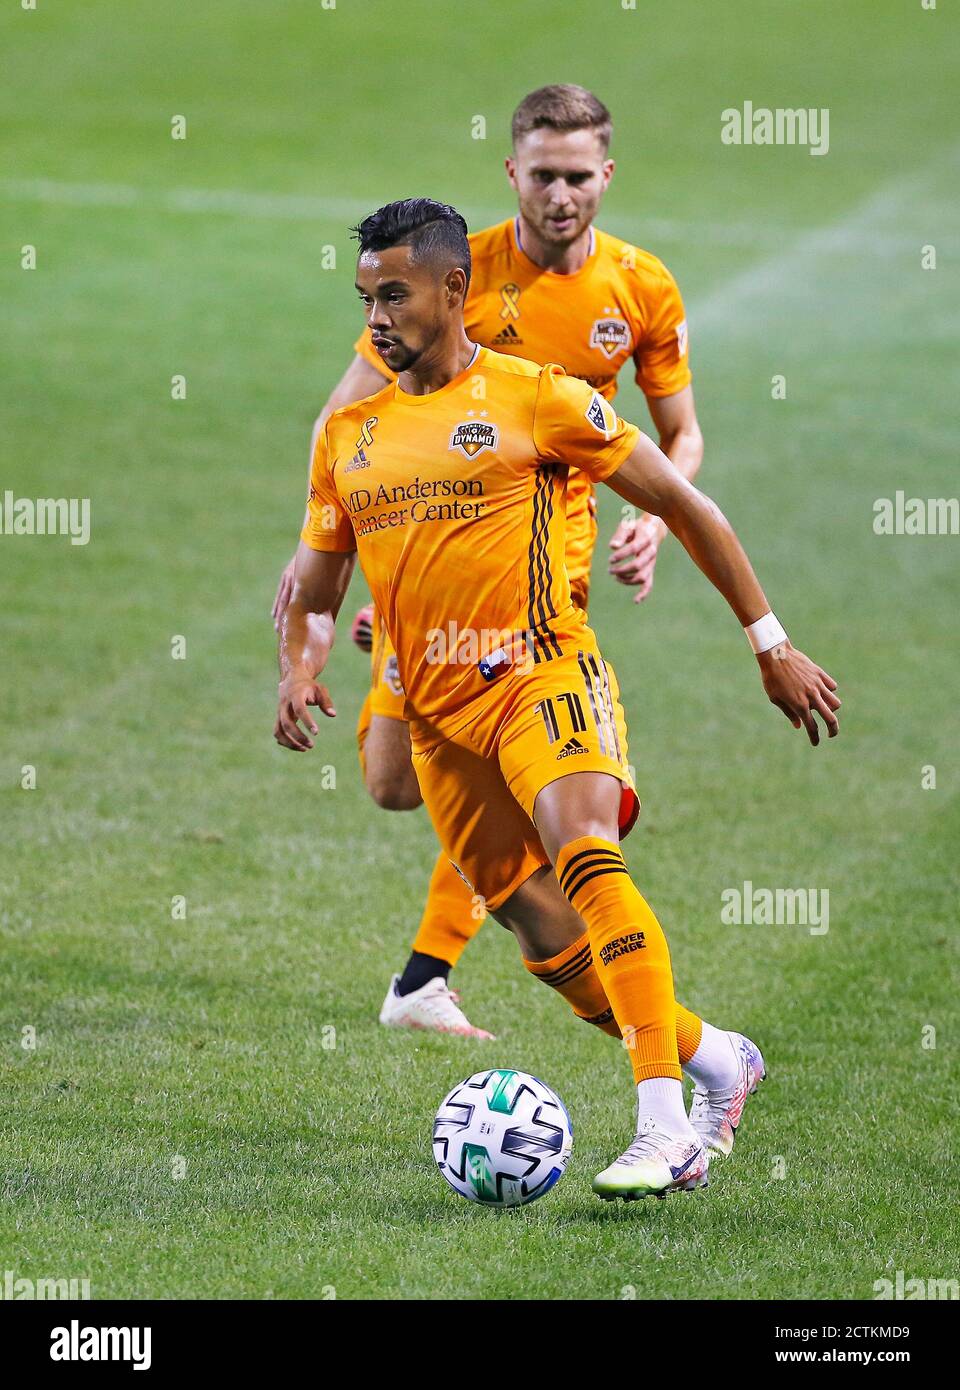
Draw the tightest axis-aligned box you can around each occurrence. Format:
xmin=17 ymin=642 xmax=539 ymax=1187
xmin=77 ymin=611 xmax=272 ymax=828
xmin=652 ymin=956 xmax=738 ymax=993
xmin=490 ymin=324 xmax=524 ymax=347
xmin=557 ymin=737 xmax=588 ymax=759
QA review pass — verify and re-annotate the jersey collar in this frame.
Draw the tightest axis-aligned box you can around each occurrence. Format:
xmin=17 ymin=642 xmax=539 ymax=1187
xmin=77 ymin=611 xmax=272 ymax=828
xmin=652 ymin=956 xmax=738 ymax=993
xmin=393 ymin=343 xmax=483 ymax=405
xmin=511 ymin=216 xmax=597 ymax=280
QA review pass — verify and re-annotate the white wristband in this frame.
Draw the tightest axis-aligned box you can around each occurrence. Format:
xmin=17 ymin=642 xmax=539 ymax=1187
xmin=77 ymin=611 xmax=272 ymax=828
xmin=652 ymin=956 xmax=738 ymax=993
xmin=745 ymin=612 xmax=788 ymax=655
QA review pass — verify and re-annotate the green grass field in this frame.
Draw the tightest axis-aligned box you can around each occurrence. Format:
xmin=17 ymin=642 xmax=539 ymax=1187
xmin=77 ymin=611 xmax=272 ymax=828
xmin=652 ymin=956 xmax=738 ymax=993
xmin=2 ymin=0 xmax=958 ymax=1300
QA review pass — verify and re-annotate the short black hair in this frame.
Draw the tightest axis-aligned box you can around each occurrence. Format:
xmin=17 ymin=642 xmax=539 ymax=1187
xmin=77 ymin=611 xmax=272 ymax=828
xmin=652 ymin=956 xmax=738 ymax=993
xmin=352 ymin=198 xmax=471 ymax=291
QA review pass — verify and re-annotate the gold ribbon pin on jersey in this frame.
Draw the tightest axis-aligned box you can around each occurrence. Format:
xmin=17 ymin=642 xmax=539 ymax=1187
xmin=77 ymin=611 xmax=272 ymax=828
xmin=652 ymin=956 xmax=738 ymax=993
xmin=356 ymin=416 xmax=378 ymax=450
xmin=499 ymin=283 xmax=521 ymax=320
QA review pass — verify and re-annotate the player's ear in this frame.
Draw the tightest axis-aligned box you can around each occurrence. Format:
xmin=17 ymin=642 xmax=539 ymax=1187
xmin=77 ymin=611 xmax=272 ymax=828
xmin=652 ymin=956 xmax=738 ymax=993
xmin=446 ymin=266 xmax=468 ymax=306
xmin=505 ymin=155 xmax=518 ymax=188
xmin=602 ymin=158 xmax=615 ymax=188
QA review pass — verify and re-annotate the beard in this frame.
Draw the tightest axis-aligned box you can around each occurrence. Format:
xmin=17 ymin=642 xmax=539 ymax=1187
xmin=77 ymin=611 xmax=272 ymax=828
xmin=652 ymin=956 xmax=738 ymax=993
xmin=519 ymin=193 xmax=598 ymax=247
xmin=376 ymin=337 xmax=420 ymax=373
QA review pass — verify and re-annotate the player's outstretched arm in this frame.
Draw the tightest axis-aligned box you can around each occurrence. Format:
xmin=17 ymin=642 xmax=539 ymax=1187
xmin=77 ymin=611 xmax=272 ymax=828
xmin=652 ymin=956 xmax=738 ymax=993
xmin=604 ymin=434 xmax=841 ymax=745
xmin=271 ymin=353 xmax=390 ymax=628
xmin=275 ymin=542 xmax=356 ymax=751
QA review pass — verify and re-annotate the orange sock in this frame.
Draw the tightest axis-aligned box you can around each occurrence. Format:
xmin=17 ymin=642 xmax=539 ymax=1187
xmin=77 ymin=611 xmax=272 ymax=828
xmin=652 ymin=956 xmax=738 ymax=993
xmin=524 ymin=932 xmax=621 ymax=1036
xmin=525 ymin=932 xmax=704 ymax=1059
xmin=556 ymin=836 xmax=681 ymax=1083
xmin=410 ymin=851 xmax=484 ymax=967
xmin=676 ymin=1002 xmax=703 ymax=1062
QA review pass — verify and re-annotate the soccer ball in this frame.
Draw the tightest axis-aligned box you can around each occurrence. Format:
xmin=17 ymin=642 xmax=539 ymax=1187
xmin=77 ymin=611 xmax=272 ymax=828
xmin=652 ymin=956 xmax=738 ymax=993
xmin=432 ymin=1068 xmax=573 ymax=1207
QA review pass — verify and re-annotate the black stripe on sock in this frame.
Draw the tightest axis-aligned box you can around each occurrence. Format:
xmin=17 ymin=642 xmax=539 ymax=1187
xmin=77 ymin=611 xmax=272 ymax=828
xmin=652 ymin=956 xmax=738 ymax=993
xmin=538 ymin=942 xmax=592 ymax=982
xmin=558 ymin=845 xmax=623 ymax=895
xmin=564 ymin=864 xmax=630 ymax=906
xmin=540 ymin=952 xmax=593 ymax=989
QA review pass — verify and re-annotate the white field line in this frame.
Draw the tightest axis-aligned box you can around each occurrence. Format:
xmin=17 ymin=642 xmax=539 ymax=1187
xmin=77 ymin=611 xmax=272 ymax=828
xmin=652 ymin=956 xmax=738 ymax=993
xmin=2 ymin=148 xmax=953 ymax=331
xmin=689 ymin=143 xmax=960 ymax=333
xmin=0 ymin=174 xmax=825 ymax=250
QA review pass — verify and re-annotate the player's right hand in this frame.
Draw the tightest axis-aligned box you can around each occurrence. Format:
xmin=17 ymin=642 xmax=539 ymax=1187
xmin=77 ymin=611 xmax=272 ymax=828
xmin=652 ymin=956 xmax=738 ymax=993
xmin=271 ymin=555 xmax=298 ymax=631
xmin=274 ymin=677 xmax=336 ymax=751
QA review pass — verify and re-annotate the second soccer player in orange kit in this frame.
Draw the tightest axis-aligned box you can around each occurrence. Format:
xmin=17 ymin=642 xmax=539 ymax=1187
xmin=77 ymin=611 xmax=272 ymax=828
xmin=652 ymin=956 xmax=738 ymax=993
xmin=273 ymin=86 xmax=707 ymax=1047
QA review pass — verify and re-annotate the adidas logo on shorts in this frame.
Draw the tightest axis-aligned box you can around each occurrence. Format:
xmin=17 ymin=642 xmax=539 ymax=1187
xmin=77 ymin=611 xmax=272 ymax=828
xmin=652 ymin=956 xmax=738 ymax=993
xmin=557 ymin=737 xmax=588 ymax=759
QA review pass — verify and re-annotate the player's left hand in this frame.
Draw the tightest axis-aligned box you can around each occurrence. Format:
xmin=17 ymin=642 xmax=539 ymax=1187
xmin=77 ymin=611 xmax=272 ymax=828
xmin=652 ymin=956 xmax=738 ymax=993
xmin=274 ymin=676 xmax=336 ymax=751
xmin=757 ymin=643 xmax=841 ymax=746
xmin=608 ymin=515 xmax=667 ymax=603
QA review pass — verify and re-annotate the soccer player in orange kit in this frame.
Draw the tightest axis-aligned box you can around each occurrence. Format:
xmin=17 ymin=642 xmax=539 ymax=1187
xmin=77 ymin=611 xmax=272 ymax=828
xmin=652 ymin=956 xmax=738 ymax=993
xmin=273 ymin=198 xmax=840 ymax=1198
xmin=273 ymin=86 xmax=708 ymax=1047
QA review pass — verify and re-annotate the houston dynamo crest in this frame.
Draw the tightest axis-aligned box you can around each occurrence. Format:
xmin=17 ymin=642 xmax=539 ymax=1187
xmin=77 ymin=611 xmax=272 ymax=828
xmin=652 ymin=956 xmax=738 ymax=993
xmin=589 ymin=316 xmax=632 ymax=358
xmin=449 ymin=420 xmax=499 ymax=458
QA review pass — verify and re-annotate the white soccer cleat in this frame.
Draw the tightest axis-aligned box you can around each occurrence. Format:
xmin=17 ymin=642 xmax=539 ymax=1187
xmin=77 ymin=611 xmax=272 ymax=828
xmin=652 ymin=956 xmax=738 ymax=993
xmin=592 ymin=1119 xmax=709 ymax=1201
xmin=689 ymin=1032 xmax=766 ymax=1157
xmin=378 ymin=975 xmax=496 ymax=1040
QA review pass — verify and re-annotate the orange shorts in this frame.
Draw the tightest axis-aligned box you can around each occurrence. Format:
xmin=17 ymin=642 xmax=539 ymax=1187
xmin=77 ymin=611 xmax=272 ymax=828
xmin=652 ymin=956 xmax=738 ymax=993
xmin=408 ymin=633 xmax=638 ymax=910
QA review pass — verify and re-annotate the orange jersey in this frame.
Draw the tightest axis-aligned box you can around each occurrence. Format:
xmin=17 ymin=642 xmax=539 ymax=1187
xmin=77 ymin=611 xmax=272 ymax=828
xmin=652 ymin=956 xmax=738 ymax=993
xmin=355 ymin=218 xmax=691 ymax=585
xmin=302 ymin=347 xmax=640 ymax=729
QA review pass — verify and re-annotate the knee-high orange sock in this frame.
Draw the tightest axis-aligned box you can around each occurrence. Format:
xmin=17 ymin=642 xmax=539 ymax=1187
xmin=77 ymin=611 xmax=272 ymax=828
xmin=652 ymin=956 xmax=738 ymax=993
xmin=524 ymin=932 xmax=704 ymax=1060
xmin=410 ymin=851 xmax=484 ymax=967
xmin=556 ymin=836 xmax=681 ymax=1083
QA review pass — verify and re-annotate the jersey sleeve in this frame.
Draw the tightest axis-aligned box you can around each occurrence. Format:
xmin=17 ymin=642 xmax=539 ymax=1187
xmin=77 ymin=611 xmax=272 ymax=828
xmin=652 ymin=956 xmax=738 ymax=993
xmin=633 ymin=263 xmax=692 ymax=398
xmin=300 ymin=422 xmax=357 ymax=553
xmin=353 ymin=328 xmax=398 ymax=382
xmin=532 ymin=365 xmax=641 ymax=483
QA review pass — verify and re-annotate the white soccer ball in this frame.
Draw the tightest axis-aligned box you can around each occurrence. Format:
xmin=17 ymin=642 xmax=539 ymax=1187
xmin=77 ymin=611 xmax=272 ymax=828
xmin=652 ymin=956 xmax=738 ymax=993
xmin=432 ymin=1068 xmax=573 ymax=1207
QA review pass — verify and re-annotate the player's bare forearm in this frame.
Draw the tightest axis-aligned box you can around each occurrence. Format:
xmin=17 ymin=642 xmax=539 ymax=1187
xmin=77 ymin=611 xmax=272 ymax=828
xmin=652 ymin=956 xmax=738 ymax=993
xmin=652 ymin=387 xmax=704 ymax=493
xmin=659 ymin=421 xmax=703 ymax=489
xmin=606 ymin=387 xmax=703 ymax=597
xmin=279 ymin=604 xmax=336 ymax=684
xmin=275 ymin=544 xmax=356 ymax=750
